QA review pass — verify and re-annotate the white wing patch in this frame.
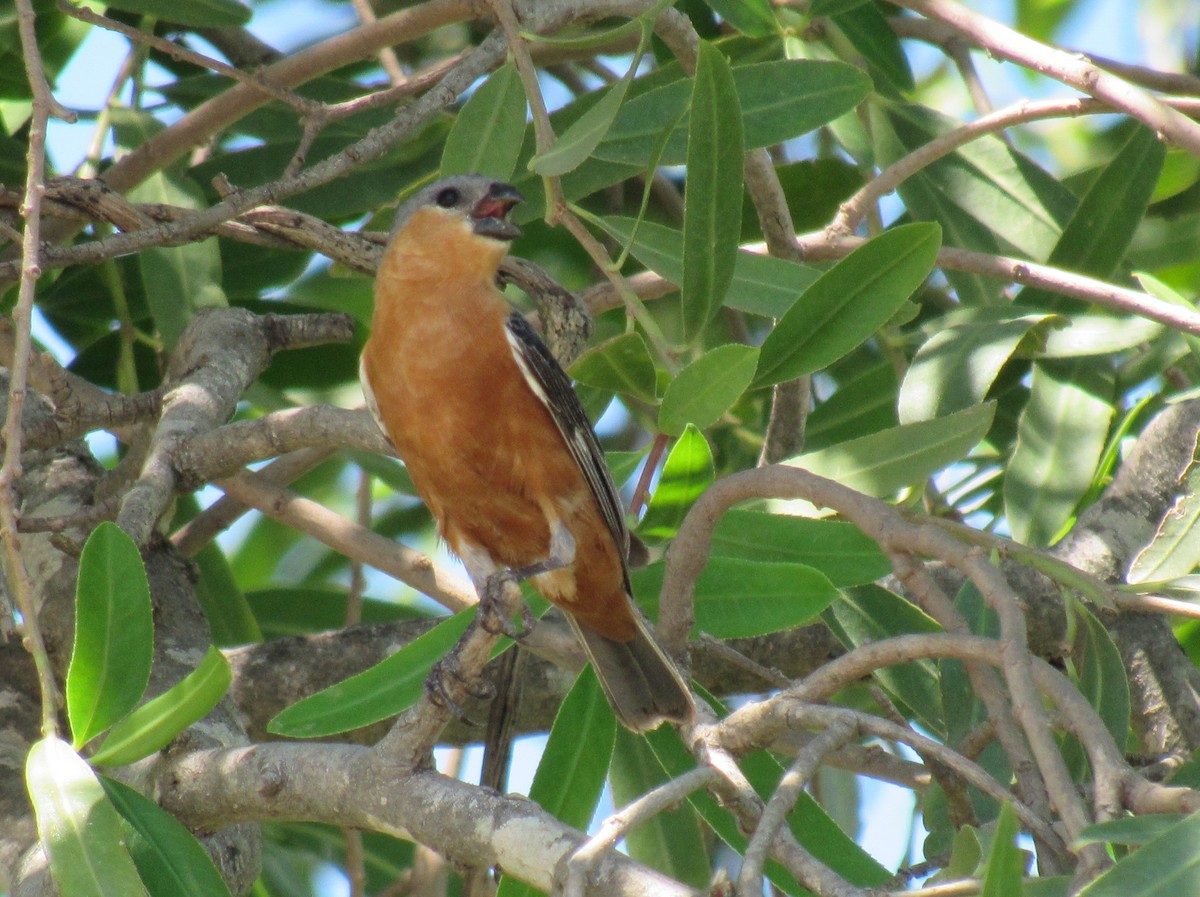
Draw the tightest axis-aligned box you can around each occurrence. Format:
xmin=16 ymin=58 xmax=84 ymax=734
xmin=504 ymin=325 xmax=552 ymax=408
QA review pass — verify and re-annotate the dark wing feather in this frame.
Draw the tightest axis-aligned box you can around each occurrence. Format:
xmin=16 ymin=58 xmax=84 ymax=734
xmin=503 ymin=312 xmax=630 ymax=560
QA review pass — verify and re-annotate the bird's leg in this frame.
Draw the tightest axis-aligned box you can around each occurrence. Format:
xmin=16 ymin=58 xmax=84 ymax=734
xmin=480 ymin=522 xmax=576 ymax=638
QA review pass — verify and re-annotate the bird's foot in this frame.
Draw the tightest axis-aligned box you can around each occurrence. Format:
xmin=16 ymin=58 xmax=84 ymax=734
xmin=478 ymin=570 xmax=537 ymax=638
xmin=426 ymin=653 xmax=492 ymax=726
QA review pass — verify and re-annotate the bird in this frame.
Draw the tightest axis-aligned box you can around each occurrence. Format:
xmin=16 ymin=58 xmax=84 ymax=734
xmin=359 ymin=174 xmax=694 ymax=731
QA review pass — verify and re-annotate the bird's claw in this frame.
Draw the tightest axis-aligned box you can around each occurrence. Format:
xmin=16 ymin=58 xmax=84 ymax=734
xmin=427 ymin=655 xmax=485 ymax=727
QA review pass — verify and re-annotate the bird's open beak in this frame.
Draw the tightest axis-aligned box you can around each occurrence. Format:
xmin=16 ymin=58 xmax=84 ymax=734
xmin=470 ymin=183 xmax=524 ymax=241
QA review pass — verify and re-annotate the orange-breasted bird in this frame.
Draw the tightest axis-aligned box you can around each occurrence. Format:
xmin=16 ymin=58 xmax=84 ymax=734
xmin=360 ymin=175 xmax=694 ymax=731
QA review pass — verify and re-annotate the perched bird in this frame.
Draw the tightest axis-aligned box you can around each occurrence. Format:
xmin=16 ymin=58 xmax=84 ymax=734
xmin=360 ymin=175 xmax=694 ymax=731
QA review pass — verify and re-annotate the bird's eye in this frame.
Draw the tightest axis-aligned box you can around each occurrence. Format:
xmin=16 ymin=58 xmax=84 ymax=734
xmin=435 ymin=187 xmax=460 ymax=208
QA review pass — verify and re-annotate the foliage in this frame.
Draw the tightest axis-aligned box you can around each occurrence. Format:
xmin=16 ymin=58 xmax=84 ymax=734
xmin=6 ymin=0 xmax=1200 ymax=895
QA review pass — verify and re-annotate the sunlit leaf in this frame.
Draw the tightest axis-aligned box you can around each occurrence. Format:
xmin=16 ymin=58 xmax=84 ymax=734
xmin=67 ymin=522 xmax=153 ymax=748
xmin=638 ymin=425 xmax=714 ymax=542
xmin=26 ymin=736 xmax=148 ymax=897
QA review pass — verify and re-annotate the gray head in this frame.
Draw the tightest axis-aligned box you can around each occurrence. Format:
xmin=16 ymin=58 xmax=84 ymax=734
xmin=390 ymin=175 xmax=524 ymax=242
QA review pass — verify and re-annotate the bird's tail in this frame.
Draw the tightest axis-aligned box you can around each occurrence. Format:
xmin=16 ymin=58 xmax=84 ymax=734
xmin=567 ymin=613 xmax=694 ymax=732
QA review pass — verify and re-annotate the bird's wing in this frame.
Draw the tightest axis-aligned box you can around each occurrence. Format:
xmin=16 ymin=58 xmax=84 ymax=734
xmin=503 ymin=311 xmax=630 ymax=558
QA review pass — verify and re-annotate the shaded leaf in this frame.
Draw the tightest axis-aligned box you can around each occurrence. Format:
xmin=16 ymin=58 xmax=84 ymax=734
xmin=788 ymin=403 xmax=995 ymax=498
xmin=899 ymin=308 xmax=1064 ymax=423
xmin=100 ymin=776 xmax=233 ymax=897
xmin=980 ymin=802 xmax=1024 ymax=897
xmin=659 ymin=344 xmax=758 ymax=436
xmin=599 ymin=216 xmax=820 ymax=317
xmin=610 ymin=729 xmax=710 ymax=886
xmin=104 ymin=0 xmax=250 ymax=27
xmin=569 ymin=332 xmax=659 ymax=403
xmin=825 ymin=584 xmax=944 ymax=733
xmin=682 ymin=40 xmax=744 ymax=337
xmin=441 ymin=62 xmax=527 ymax=180
xmin=1129 ymin=435 xmax=1200 ymax=584
xmin=1004 ymin=360 xmax=1114 ymax=547
xmin=1077 ymin=811 xmax=1200 ymax=896
xmin=832 ymin=1 xmax=914 ymax=91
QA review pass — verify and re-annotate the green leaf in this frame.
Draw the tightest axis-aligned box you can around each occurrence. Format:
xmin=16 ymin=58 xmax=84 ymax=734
xmin=1004 ymin=360 xmax=1114 ymax=547
xmin=268 ymin=610 xmax=475 ymax=738
xmin=659 ymin=344 xmax=758 ymax=436
xmin=872 ymin=102 xmax=1075 ymax=303
xmin=825 ymin=584 xmax=944 ymax=733
xmin=633 ymin=558 xmax=840 ymax=639
xmin=100 ymin=776 xmax=234 ymax=897
xmin=569 ymin=332 xmax=659 ymax=403
xmin=25 ymin=736 xmax=148 ymax=897
xmin=441 ymin=62 xmax=527 ymax=180
xmin=645 ymin=720 xmax=891 ymax=890
xmin=788 ymin=402 xmax=995 ymax=498
xmin=192 ymin=540 xmax=262 ymax=647
xmin=67 ymin=522 xmax=154 ymax=748
xmin=1039 ymin=313 xmax=1165 ymax=357
xmin=1076 ymin=811 xmax=1200 ymax=896
xmin=596 ymin=59 xmax=870 ymax=166
xmin=898 ymin=308 xmax=1065 ymax=423
xmin=702 ymin=0 xmax=777 ymax=36
xmin=497 ymin=668 xmax=614 ymax=897
xmin=832 ymin=1 xmax=914 ymax=91
xmin=1063 ymin=602 xmax=1129 ymax=779
xmin=1019 ymin=125 xmax=1166 ymax=309
xmin=1074 ymin=815 xmax=1186 ymax=848
xmin=755 ymin=223 xmax=941 ymax=386
xmin=103 ymin=0 xmax=250 ymax=27
xmin=710 ymin=510 xmax=891 ymax=588
xmin=1129 ymin=437 xmax=1200 ymax=584
xmin=245 ymin=587 xmax=420 ymax=639
xmin=980 ymin=803 xmax=1024 ymax=897
xmin=599 ymin=216 xmax=820 ymax=317
xmin=90 ymin=647 xmax=231 ymax=767
xmin=609 ymin=729 xmax=710 ymax=887
xmin=638 ymin=425 xmax=714 ymax=542
xmin=123 ymin=156 xmax=227 ymax=349
xmin=530 ymin=43 xmax=642 ymax=177
xmin=682 ymin=40 xmax=744 ymax=338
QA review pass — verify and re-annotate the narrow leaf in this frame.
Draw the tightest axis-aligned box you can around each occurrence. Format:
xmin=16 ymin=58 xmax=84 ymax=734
xmin=1004 ymin=360 xmax=1114 ymax=547
xmin=530 ymin=44 xmax=641 ymax=176
xmin=26 ymin=736 xmax=148 ymax=897
xmin=442 ymin=62 xmax=527 ymax=180
xmin=638 ymin=425 xmax=714 ymax=543
xmin=832 ymin=1 xmax=914 ymax=91
xmin=710 ymin=510 xmax=891 ymax=588
xmin=103 ymin=0 xmax=250 ymax=27
xmin=633 ymin=558 xmax=840 ymax=639
xmin=825 ymin=584 xmax=944 ymax=733
xmin=755 ymin=223 xmax=941 ymax=386
xmin=67 ymin=521 xmax=153 ymax=748
xmin=569 ymin=332 xmax=659 ymax=404
xmin=659 ymin=344 xmax=759 ymax=436
xmin=1129 ymin=435 xmax=1200 ymax=584
xmin=899 ymin=308 xmax=1064 ymax=423
xmin=1074 ymin=815 xmax=1186 ymax=848
xmin=610 ymin=729 xmax=710 ymax=886
xmin=1077 ymin=811 xmax=1200 ymax=896
xmin=599 ymin=216 xmax=820 ymax=317
xmin=268 ymin=610 xmax=475 ymax=738
xmin=788 ymin=402 xmax=995 ymax=498
xmin=91 ymin=647 xmax=232 ymax=767
xmin=702 ymin=0 xmax=777 ymax=36
xmin=1020 ymin=125 xmax=1166 ymax=308
xmin=980 ymin=802 xmax=1024 ymax=897
xmin=100 ymin=776 xmax=234 ymax=897
xmin=497 ymin=669 xmax=615 ymax=897
xmin=1063 ymin=602 xmax=1129 ymax=779
xmin=682 ymin=40 xmax=744 ymax=338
